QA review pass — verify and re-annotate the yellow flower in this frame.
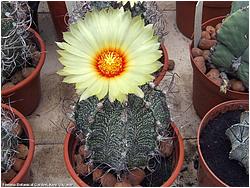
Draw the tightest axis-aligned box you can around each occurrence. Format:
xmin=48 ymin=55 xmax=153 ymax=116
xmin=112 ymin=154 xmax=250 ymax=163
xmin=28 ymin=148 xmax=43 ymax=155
xmin=57 ymin=8 xmax=162 ymax=103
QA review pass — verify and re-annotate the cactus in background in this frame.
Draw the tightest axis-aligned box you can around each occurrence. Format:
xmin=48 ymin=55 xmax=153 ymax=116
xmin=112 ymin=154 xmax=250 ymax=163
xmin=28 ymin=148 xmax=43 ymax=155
xmin=66 ymin=1 xmax=168 ymax=40
xmin=1 ymin=1 xmax=33 ymax=85
xmin=209 ymin=2 xmax=249 ymax=88
xmin=75 ymin=84 xmax=171 ymax=173
xmin=225 ymin=111 xmax=249 ymax=174
xmin=1 ymin=108 xmax=19 ymax=173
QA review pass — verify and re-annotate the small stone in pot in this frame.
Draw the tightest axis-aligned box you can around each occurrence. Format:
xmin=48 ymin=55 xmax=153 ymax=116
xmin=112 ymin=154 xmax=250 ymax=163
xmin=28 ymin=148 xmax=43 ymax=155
xmin=191 ymin=48 xmax=203 ymax=57
xmin=101 ymin=173 xmax=117 ymax=187
xmin=16 ymin=144 xmax=28 ymax=160
xmin=2 ymin=82 xmax=15 ymax=90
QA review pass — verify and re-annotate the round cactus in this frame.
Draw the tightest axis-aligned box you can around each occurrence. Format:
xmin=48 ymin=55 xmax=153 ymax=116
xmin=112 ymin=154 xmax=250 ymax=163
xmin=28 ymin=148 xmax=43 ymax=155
xmin=1 ymin=1 xmax=34 ymax=85
xmin=210 ymin=4 xmax=249 ymax=88
xmin=74 ymin=84 xmax=171 ymax=173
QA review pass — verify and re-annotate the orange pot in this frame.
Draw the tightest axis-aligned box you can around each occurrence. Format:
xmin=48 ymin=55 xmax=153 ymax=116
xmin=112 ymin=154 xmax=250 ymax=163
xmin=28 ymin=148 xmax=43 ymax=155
xmin=1 ymin=104 xmax=35 ymax=184
xmin=154 ymin=44 xmax=169 ymax=86
xmin=176 ymin=1 xmax=232 ymax=38
xmin=47 ymin=1 xmax=68 ymax=41
xmin=2 ymin=28 xmax=46 ymax=116
xmin=197 ymin=100 xmax=249 ymax=186
xmin=64 ymin=122 xmax=184 ymax=187
xmin=190 ymin=16 xmax=248 ymax=118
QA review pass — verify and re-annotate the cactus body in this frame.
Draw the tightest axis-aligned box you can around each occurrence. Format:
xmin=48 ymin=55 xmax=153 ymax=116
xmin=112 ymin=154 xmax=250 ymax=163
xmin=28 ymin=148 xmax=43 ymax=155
xmin=1 ymin=1 xmax=33 ymax=85
xmin=75 ymin=84 xmax=170 ymax=172
xmin=1 ymin=108 xmax=19 ymax=173
xmin=210 ymin=4 xmax=249 ymax=88
xmin=225 ymin=111 xmax=249 ymax=174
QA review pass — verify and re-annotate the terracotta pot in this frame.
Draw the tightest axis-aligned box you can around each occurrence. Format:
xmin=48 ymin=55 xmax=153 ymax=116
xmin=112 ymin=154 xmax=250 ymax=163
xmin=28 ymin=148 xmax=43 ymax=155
xmin=197 ymin=100 xmax=249 ymax=186
xmin=1 ymin=104 xmax=35 ymax=184
xmin=1 ymin=28 xmax=46 ymax=116
xmin=47 ymin=1 xmax=68 ymax=41
xmin=154 ymin=44 xmax=169 ymax=86
xmin=64 ymin=122 xmax=184 ymax=187
xmin=176 ymin=1 xmax=232 ymax=38
xmin=190 ymin=16 xmax=248 ymax=118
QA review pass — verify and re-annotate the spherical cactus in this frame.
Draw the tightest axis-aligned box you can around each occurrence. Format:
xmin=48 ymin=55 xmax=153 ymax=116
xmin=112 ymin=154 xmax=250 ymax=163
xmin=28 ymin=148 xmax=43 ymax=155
xmin=1 ymin=1 xmax=33 ymax=85
xmin=74 ymin=84 xmax=171 ymax=173
xmin=209 ymin=3 xmax=249 ymax=88
xmin=225 ymin=111 xmax=249 ymax=174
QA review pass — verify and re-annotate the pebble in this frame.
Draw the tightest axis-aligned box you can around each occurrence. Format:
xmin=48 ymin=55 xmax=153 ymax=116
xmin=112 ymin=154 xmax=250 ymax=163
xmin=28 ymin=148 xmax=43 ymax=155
xmin=101 ymin=173 xmax=117 ymax=187
xmin=168 ymin=59 xmax=175 ymax=71
xmin=22 ymin=67 xmax=35 ymax=78
xmin=2 ymin=82 xmax=15 ymax=90
xmin=10 ymin=71 xmax=23 ymax=84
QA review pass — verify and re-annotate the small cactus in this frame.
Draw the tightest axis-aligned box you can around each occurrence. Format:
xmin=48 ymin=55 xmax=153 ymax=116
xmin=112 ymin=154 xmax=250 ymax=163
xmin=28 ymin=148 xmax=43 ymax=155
xmin=74 ymin=84 xmax=171 ymax=173
xmin=66 ymin=1 xmax=168 ymax=41
xmin=225 ymin=111 xmax=249 ymax=174
xmin=1 ymin=108 xmax=19 ymax=173
xmin=1 ymin=1 xmax=35 ymax=85
xmin=209 ymin=2 xmax=249 ymax=88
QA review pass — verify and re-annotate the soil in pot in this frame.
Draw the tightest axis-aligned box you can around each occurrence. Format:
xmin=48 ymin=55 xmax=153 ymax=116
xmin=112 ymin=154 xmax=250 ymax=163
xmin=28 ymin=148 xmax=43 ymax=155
xmin=200 ymin=109 xmax=249 ymax=187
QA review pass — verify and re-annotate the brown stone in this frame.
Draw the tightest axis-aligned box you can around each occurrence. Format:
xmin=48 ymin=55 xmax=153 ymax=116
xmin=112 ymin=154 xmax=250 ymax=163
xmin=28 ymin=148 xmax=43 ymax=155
xmin=127 ymin=168 xmax=145 ymax=186
xmin=92 ymin=168 xmax=103 ymax=182
xmin=11 ymin=71 xmax=24 ymax=84
xmin=101 ymin=173 xmax=117 ymax=187
xmin=160 ymin=140 xmax=174 ymax=157
xmin=16 ymin=144 xmax=29 ymax=160
xmin=114 ymin=181 xmax=132 ymax=187
xmin=12 ymin=158 xmax=25 ymax=172
xmin=75 ymin=162 xmax=88 ymax=176
xmin=168 ymin=59 xmax=175 ymax=71
xmin=22 ymin=67 xmax=35 ymax=78
xmin=2 ymin=82 xmax=15 ymax=90
xmin=1 ymin=169 xmax=17 ymax=183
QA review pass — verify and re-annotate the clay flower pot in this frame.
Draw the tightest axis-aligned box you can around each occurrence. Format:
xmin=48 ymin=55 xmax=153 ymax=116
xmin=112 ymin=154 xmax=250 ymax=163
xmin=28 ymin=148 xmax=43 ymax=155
xmin=190 ymin=16 xmax=248 ymax=118
xmin=154 ymin=44 xmax=169 ymax=86
xmin=1 ymin=104 xmax=35 ymax=184
xmin=64 ymin=122 xmax=184 ymax=186
xmin=197 ymin=100 xmax=249 ymax=186
xmin=176 ymin=1 xmax=232 ymax=38
xmin=47 ymin=1 xmax=68 ymax=41
xmin=2 ymin=28 xmax=46 ymax=116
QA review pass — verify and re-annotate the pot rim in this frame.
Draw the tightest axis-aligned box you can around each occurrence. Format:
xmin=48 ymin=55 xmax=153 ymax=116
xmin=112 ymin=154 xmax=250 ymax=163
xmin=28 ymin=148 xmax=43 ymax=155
xmin=154 ymin=43 xmax=169 ymax=86
xmin=1 ymin=104 xmax=35 ymax=184
xmin=2 ymin=28 xmax=46 ymax=96
xmin=197 ymin=100 xmax=249 ymax=187
xmin=64 ymin=122 xmax=184 ymax=187
xmin=189 ymin=16 xmax=248 ymax=97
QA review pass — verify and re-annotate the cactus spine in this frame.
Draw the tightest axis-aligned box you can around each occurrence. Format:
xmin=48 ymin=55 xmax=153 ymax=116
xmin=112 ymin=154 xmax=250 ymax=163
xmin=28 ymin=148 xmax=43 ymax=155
xmin=1 ymin=108 xmax=19 ymax=173
xmin=1 ymin=1 xmax=33 ymax=85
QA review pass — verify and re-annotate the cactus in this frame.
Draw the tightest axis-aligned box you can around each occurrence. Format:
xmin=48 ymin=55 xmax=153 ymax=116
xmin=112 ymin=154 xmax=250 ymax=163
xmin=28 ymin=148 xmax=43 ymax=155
xmin=209 ymin=2 xmax=249 ymax=88
xmin=74 ymin=84 xmax=171 ymax=173
xmin=66 ymin=1 xmax=168 ymax=40
xmin=1 ymin=1 xmax=34 ymax=85
xmin=1 ymin=108 xmax=19 ymax=173
xmin=225 ymin=111 xmax=249 ymax=174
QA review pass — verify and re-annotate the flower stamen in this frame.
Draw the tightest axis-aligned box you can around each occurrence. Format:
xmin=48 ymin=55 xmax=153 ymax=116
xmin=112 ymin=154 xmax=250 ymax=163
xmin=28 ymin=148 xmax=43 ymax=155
xmin=95 ymin=49 xmax=126 ymax=78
